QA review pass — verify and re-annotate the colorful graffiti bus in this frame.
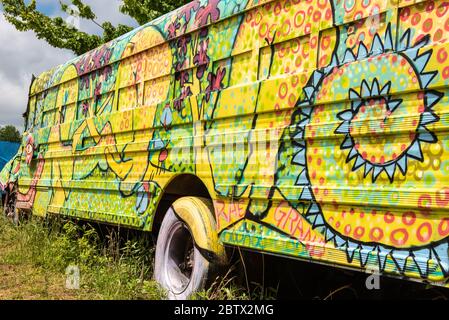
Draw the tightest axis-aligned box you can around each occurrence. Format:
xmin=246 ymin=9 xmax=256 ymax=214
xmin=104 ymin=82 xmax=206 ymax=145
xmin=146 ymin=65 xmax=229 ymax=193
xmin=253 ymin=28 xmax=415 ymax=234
xmin=2 ymin=0 xmax=449 ymax=298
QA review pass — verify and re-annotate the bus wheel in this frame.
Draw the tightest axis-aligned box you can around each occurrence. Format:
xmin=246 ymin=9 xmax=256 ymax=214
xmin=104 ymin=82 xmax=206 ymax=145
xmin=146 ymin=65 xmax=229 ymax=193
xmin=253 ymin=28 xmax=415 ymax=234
xmin=3 ymin=183 xmax=19 ymax=225
xmin=155 ymin=197 xmax=227 ymax=300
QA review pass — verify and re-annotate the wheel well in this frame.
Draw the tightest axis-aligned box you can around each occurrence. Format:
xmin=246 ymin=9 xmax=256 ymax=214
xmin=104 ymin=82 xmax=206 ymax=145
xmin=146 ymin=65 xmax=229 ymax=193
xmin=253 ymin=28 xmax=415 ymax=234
xmin=152 ymin=174 xmax=212 ymax=237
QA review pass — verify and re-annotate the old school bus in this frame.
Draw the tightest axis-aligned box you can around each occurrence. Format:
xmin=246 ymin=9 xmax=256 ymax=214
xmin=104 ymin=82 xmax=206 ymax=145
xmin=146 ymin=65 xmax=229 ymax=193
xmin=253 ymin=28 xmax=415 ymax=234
xmin=2 ymin=0 xmax=449 ymax=298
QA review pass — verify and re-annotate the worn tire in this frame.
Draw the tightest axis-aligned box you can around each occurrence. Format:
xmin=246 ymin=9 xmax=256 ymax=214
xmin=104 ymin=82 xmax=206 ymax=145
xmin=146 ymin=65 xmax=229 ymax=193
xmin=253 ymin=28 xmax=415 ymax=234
xmin=3 ymin=187 xmax=19 ymax=225
xmin=155 ymin=197 xmax=227 ymax=300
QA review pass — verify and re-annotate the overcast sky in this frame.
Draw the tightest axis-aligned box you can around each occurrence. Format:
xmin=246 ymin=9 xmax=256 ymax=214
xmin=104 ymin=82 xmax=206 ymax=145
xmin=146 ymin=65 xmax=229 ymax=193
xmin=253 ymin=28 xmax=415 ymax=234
xmin=0 ymin=0 xmax=138 ymax=132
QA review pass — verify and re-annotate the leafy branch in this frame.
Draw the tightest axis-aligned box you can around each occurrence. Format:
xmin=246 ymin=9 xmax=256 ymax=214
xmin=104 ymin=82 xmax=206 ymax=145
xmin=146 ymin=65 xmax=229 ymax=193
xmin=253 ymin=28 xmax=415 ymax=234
xmin=0 ymin=0 xmax=190 ymax=55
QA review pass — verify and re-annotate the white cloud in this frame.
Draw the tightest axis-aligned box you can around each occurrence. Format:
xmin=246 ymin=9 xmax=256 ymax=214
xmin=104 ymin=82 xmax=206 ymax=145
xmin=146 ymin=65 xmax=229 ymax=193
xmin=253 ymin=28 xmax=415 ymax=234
xmin=0 ymin=1 xmax=141 ymax=132
xmin=0 ymin=15 xmax=74 ymax=132
xmin=70 ymin=0 xmax=138 ymax=35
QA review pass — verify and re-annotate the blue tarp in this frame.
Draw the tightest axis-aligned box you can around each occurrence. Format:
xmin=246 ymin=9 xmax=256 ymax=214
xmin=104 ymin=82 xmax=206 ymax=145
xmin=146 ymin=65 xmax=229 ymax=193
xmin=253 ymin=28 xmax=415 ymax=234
xmin=0 ymin=141 xmax=20 ymax=171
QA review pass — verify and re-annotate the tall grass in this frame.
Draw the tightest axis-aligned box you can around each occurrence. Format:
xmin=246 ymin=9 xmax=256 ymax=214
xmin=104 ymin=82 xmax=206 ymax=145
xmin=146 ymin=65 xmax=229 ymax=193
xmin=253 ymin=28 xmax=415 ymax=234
xmin=193 ymin=267 xmax=278 ymax=300
xmin=0 ymin=215 xmax=278 ymax=300
xmin=0 ymin=215 xmax=165 ymax=300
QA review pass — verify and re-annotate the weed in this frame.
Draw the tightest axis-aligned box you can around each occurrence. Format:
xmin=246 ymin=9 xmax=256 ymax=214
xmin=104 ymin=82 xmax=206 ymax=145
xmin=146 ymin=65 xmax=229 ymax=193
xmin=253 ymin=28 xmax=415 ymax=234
xmin=0 ymin=215 xmax=276 ymax=300
xmin=0 ymin=216 xmax=164 ymax=300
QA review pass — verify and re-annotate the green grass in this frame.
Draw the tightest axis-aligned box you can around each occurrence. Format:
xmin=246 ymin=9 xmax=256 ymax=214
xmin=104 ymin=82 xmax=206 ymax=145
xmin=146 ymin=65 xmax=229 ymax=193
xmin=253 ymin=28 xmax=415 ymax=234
xmin=1 ymin=213 xmax=447 ymax=300
xmin=0 ymin=215 xmax=165 ymax=300
xmin=193 ymin=267 xmax=277 ymax=300
xmin=0 ymin=214 xmax=274 ymax=300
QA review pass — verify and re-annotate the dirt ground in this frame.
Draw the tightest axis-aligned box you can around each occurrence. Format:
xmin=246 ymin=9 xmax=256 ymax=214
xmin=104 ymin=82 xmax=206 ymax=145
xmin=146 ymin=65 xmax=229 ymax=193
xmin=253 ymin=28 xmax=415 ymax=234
xmin=0 ymin=263 xmax=78 ymax=300
xmin=0 ymin=215 xmax=84 ymax=300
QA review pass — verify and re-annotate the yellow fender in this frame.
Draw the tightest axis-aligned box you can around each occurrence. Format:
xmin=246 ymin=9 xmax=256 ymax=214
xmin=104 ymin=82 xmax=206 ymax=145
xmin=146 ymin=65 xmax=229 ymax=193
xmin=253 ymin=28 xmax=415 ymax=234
xmin=172 ymin=197 xmax=227 ymax=265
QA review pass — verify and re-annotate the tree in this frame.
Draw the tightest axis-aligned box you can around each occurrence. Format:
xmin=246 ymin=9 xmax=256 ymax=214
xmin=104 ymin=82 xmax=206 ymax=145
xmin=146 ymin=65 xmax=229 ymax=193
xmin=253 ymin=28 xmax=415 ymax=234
xmin=120 ymin=0 xmax=193 ymax=26
xmin=0 ymin=0 xmax=191 ymax=56
xmin=0 ymin=126 xmax=21 ymax=143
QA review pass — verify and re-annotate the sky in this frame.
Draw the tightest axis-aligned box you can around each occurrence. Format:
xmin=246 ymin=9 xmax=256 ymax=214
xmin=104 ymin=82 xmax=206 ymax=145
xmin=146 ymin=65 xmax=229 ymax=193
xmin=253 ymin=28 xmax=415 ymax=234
xmin=0 ymin=0 xmax=138 ymax=132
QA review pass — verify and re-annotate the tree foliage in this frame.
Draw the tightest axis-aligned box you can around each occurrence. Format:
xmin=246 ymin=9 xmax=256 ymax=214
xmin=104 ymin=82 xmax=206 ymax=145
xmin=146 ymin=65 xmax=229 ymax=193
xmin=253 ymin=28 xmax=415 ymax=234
xmin=0 ymin=125 xmax=21 ymax=143
xmin=0 ymin=0 xmax=191 ymax=56
xmin=120 ymin=0 xmax=191 ymax=25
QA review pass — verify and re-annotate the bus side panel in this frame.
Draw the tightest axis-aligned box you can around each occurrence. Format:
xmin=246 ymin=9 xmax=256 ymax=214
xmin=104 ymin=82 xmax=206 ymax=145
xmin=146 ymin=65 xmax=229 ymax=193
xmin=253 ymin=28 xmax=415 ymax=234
xmin=211 ymin=0 xmax=449 ymax=286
